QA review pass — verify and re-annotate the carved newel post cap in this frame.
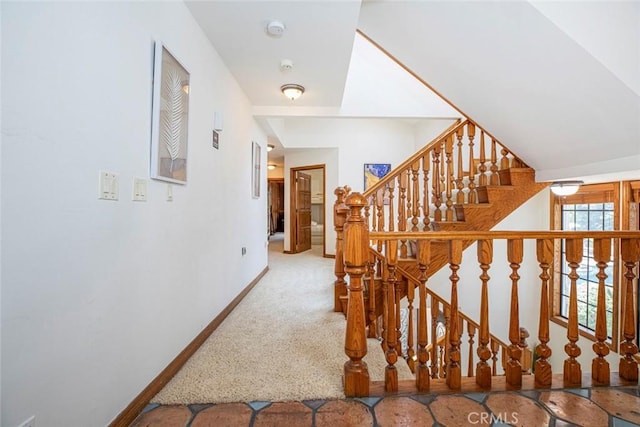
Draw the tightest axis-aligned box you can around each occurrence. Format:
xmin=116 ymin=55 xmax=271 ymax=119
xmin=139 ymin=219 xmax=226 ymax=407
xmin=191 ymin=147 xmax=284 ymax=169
xmin=334 ymin=187 xmax=346 ymax=197
xmin=345 ymin=192 xmax=366 ymax=207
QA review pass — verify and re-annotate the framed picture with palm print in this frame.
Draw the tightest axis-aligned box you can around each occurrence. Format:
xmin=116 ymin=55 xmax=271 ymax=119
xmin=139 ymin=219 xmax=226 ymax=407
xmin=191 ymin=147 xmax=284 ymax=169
xmin=150 ymin=41 xmax=190 ymax=184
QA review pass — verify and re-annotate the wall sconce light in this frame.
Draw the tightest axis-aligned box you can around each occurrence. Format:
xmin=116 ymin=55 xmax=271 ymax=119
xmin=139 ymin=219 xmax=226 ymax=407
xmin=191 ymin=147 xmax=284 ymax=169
xmin=267 ymin=164 xmax=277 ymax=170
xmin=281 ymin=84 xmax=304 ymax=101
xmin=550 ymin=180 xmax=583 ymax=196
xmin=267 ymin=144 xmax=275 ymax=152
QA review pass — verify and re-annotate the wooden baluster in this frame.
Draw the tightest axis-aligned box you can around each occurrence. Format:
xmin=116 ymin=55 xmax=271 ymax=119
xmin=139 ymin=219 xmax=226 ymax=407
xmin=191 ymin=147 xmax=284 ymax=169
xmin=333 ymin=187 xmax=349 ymax=312
xmin=455 ymin=126 xmax=465 ymax=204
xmin=411 ymin=161 xmax=421 ymax=231
xmin=430 ymin=297 xmax=440 ymax=378
xmin=398 ymin=174 xmax=408 ymax=258
xmin=367 ymin=252 xmax=378 ymax=339
xmin=592 ymin=238 xmax=611 ymax=385
xmin=384 ymin=239 xmax=399 ymax=392
xmin=406 ymin=168 xmax=413 ymax=234
xmin=369 ymin=196 xmax=377 ymax=248
xmin=446 ymin=240 xmax=463 ymax=389
xmin=506 ymin=239 xmax=523 ymax=387
xmin=620 ymin=238 xmax=639 ymax=381
xmin=467 ymin=323 xmax=476 ymax=377
xmin=564 ymin=238 xmax=583 ymax=387
xmin=375 ymin=189 xmax=384 ymax=252
xmin=416 ymin=240 xmax=431 ymax=390
xmin=500 ymin=147 xmax=511 ymax=170
xmin=476 ymin=239 xmax=492 ymax=388
xmin=491 ymin=339 xmax=500 ymax=375
xmin=489 ymin=139 xmax=499 ymax=185
xmin=388 ymin=183 xmax=395 ymax=233
xmin=407 ymin=280 xmax=416 ymax=372
xmin=422 ymin=153 xmax=431 ymax=230
xmin=444 ymin=135 xmax=455 ymax=221
xmin=478 ymin=131 xmax=487 ymax=186
xmin=343 ymin=193 xmax=370 ymax=397
xmin=441 ymin=304 xmax=450 ymax=378
xmin=396 ymin=279 xmax=404 ymax=359
xmin=467 ymin=123 xmax=477 ymax=203
xmin=381 ymin=259 xmax=389 ymax=353
xmin=432 ymin=144 xmax=443 ymax=222
xmin=535 ymin=239 xmax=553 ymax=388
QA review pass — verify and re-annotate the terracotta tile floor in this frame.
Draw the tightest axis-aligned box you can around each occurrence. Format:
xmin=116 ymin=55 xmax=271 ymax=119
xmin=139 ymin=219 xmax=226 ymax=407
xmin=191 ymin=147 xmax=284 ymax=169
xmin=131 ymin=386 xmax=640 ymax=426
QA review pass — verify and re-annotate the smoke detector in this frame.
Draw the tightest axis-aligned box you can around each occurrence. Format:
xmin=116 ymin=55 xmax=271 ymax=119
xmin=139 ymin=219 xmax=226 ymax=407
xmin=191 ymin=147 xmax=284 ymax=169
xmin=266 ymin=21 xmax=285 ymax=37
xmin=280 ymin=59 xmax=293 ymax=72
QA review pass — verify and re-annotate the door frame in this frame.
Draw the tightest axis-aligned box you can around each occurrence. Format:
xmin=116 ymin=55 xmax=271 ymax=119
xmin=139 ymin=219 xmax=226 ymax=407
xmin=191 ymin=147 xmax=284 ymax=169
xmin=289 ymin=164 xmax=326 ymax=256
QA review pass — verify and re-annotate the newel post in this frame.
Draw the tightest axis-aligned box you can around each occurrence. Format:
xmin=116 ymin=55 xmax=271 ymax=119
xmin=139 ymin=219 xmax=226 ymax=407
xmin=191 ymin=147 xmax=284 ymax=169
xmin=333 ymin=186 xmax=350 ymax=312
xmin=343 ymin=192 xmax=370 ymax=397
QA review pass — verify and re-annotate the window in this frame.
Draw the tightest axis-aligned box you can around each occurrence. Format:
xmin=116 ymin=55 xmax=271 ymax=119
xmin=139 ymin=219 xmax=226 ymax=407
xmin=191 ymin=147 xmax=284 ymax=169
xmin=559 ymin=202 xmax=615 ymax=335
xmin=551 ymin=182 xmax=620 ymax=346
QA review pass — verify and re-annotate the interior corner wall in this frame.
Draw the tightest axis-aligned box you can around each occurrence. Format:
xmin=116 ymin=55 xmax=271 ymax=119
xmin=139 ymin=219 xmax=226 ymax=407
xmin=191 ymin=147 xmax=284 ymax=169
xmin=1 ymin=2 xmax=267 ymax=426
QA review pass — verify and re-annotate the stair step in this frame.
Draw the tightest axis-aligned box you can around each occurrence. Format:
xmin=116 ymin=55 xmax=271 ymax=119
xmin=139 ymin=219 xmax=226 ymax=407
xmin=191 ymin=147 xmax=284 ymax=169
xmin=476 ymin=185 xmax=515 ymax=204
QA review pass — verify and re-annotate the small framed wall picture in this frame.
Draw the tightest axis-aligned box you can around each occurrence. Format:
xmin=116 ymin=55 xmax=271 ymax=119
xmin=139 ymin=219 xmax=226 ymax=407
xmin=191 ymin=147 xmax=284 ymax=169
xmin=150 ymin=40 xmax=190 ymax=184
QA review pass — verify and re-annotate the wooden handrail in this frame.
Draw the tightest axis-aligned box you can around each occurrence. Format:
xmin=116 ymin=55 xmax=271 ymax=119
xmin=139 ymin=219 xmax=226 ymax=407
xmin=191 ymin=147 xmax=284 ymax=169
xmin=369 ymin=230 xmax=640 ymax=240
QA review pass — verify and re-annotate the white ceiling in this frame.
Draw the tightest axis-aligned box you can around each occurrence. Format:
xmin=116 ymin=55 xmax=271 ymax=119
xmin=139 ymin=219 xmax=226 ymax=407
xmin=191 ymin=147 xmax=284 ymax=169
xmin=186 ymin=1 xmax=640 ymax=182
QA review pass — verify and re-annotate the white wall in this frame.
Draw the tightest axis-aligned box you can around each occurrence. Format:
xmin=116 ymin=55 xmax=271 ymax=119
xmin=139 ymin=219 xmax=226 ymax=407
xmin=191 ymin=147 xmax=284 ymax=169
xmin=1 ymin=2 xmax=267 ymax=426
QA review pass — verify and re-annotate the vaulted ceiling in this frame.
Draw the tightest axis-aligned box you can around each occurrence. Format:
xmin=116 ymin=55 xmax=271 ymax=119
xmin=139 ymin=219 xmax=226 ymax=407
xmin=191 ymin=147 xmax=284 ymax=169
xmin=186 ymin=1 xmax=639 ymax=183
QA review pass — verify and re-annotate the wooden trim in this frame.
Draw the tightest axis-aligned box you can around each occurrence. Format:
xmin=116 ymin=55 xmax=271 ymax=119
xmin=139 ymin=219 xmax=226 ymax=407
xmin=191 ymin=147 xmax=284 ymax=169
xmin=324 ymin=254 xmax=336 ymax=259
xmin=109 ymin=266 xmax=269 ymax=427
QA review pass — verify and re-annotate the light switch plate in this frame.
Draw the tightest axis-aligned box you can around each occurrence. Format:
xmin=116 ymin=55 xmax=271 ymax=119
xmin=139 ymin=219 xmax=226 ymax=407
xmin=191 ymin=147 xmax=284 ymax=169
xmin=98 ymin=171 xmax=118 ymax=200
xmin=167 ymin=184 xmax=173 ymax=202
xmin=133 ymin=177 xmax=147 ymax=201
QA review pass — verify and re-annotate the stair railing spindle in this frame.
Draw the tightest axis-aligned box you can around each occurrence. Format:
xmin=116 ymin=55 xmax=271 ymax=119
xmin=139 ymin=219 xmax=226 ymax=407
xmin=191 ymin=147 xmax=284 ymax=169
xmin=535 ymin=239 xmax=553 ymax=387
xmin=455 ymin=127 xmax=465 ymax=204
xmin=446 ymin=240 xmax=463 ymax=389
xmin=384 ymin=239 xmax=399 ymax=392
xmin=432 ymin=144 xmax=443 ymax=222
xmin=398 ymin=173 xmax=408 ymax=258
xmin=431 ymin=297 xmax=440 ymax=379
xmin=445 ymin=135 xmax=455 ymax=221
xmin=489 ymin=139 xmax=499 ymax=185
xmin=506 ymin=239 xmax=523 ymax=387
xmin=422 ymin=153 xmax=431 ymax=231
xmin=416 ymin=240 xmax=431 ymax=390
xmin=564 ymin=238 xmax=583 ymax=387
xmin=592 ymin=238 xmax=611 ymax=385
xmin=478 ymin=131 xmax=487 ymax=186
xmin=620 ymin=238 xmax=639 ymax=381
xmin=476 ymin=239 xmax=492 ymax=388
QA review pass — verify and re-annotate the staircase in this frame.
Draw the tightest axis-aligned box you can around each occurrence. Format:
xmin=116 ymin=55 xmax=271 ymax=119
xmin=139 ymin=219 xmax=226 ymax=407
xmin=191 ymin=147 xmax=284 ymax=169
xmin=334 ymin=118 xmax=640 ymax=398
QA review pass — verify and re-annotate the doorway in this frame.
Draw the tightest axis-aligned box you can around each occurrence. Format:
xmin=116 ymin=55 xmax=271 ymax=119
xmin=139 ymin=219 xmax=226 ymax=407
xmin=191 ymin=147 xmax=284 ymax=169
xmin=268 ymin=179 xmax=285 ymax=235
xmin=289 ymin=164 xmax=326 ymax=255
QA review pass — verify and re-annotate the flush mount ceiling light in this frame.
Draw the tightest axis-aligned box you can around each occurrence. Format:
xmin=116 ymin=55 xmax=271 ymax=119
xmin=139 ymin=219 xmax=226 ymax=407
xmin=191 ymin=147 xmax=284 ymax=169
xmin=550 ymin=180 xmax=584 ymax=196
xmin=266 ymin=21 xmax=286 ymax=37
xmin=267 ymin=164 xmax=277 ymax=170
xmin=281 ymin=84 xmax=305 ymax=101
xmin=267 ymin=144 xmax=275 ymax=152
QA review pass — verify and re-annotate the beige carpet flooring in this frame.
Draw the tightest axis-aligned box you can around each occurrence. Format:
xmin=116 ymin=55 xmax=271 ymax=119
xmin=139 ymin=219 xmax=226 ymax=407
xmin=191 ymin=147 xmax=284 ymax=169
xmin=151 ymin=234 xmax=412 ymax=404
